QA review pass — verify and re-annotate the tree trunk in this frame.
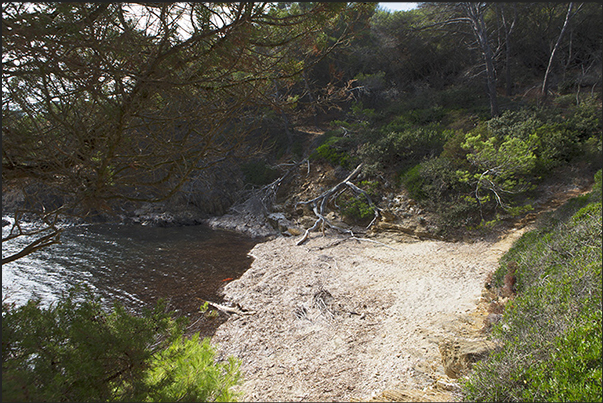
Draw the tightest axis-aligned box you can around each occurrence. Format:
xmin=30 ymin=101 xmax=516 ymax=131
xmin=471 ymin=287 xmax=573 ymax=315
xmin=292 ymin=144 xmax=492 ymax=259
xmin=303 ymin=70 xmax=319 ymax=129
xmin=499 ymin=4 xmax=517 ymax=97
xmin=463 ymin=3 xmax=499 ymax=117
xmin=542 ymin=2 xmax=574 ymax=100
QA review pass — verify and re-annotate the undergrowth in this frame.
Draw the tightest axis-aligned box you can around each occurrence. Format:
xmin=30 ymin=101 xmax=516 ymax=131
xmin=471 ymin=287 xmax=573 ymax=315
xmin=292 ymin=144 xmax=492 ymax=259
xmin=1 ymin=288 xmax=242 ymax=402
xmin=461 ymin=169 xmax=602 ymax=402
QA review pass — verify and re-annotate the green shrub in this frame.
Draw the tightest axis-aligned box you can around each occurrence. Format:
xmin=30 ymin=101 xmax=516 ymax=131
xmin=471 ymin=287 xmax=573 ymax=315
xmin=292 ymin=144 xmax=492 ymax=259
xmin=487 ymin=109 xmax=544 ymax=141
xmin=403 ymin=106 xmax=446 ymax=126
xmin=359 ymin=126 xmax=450 ymax=172
xmin=400 ymin=163 xmax=426 ymax=201
xmin=520 ymin=310 xmax=602 ymax=402
xmin=566 ymin=96 xmax=602 ymax=140
xmin=401 ymin=157 xmax=479 ymax=229
xmin=340 ymin=196 xmax=376 ymax=221
xmin=534 ymin=123 xmax=581 ymax=169
xmin=461 ymin=177 xmax=603 ymax=402
xmin=241 ymin=160 xmax=280 ymax=186
xmin=458 ymin=127 xmax=539 ymax=215
xmin=1 ymin=288 xmax=241 ymax=402
xmin=310 ymin=136 xmax=354 ymax=168
xmin=339 ymin=180 xmax=379 ymax=222
xmin=590 ymin=169 xmax=602 ymax=203
xmin=144 ymin=333 xmax=241 ymax=402
xmin=440 ymin=130 xmax=471 ymax=168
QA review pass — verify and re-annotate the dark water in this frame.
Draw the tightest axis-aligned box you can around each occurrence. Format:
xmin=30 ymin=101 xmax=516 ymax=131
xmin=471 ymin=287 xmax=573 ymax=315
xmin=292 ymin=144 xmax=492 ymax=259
xmin=2 ymin=219 xmax=258 ymax=336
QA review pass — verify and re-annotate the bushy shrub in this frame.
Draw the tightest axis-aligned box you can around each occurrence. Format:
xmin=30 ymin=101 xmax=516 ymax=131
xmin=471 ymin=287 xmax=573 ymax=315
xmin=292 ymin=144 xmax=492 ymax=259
xmin=440 ymin=129 xmax=471 ymax=168
xmin=403 ymin=157 xmax=465 ymax=203
xmin=310 ymin=135 xmax=356 ymax=169
xmin=144 ymin=334 xmax=241 ymax=402
xmin=533 ymin=123 xmax=581 ymax=170
xmin=566 ymin=96 xmax=602 ymax=141
xmin=461 ymin=174 xmax=602 ymax=402
xmin=1 ymin=288 xmax=241 ymax=402
xmin=487 ymin=109 xmax=544 ymax=141
xmin=240 ymin=160 xmax=280 ymax=186
xmin=459 ymin=128 xmax=538 ymax=214
xmin=402 ymin=106 xmax=447 ymax=126
xmin=400 ymin=163 xmax=426 ymax=201
xmin=339 ymin=196 xmax=376 ymax=221
xmin=401 ymin=157 xmax=479 ymax=228
xmin=358 ymin=126 xmax=450 ymax=172
xmin=338 ymin=180 xmax=379 ymax=222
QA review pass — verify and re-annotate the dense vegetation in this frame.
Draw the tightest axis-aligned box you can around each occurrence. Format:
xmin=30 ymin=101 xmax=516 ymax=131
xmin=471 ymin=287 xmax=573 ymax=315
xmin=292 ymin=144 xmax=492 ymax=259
xmin=461 ymin=170 xmax=602 ymax=402
xmin=294 ymin=2 xmax=602 ymax=232
xmin=1 ymin=289 xmax=241 ymax=402
xmin=2 ymin=2 xmax=602 ymax=402
xmin=315 ymin=95 xmax=602 ymax=231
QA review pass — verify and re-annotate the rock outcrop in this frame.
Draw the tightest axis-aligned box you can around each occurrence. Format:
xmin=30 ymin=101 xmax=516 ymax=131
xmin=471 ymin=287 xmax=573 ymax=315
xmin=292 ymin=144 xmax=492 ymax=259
xmin=439 ymin=337 xmax=498 ymax=379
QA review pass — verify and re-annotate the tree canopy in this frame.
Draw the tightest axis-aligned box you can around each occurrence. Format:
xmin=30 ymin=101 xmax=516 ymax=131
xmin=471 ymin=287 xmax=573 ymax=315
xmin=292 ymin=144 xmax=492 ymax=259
xmin=2 ymin=2 xmax=374 ymax=264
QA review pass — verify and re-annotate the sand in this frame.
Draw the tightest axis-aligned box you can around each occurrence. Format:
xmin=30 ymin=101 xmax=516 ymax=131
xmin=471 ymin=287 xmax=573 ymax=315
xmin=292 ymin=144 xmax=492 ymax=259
xmin=210 ymin=227 xmax=528 ymax=402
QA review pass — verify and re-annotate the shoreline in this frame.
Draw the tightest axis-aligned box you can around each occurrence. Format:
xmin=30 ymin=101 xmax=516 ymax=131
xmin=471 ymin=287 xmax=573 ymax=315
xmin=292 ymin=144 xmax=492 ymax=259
xmin=210 ymin=229 xmax=525 ymax=402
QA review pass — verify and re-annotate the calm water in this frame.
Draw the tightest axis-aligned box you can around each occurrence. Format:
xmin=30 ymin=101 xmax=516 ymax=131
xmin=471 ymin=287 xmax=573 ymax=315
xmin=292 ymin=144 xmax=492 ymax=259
xmin=2 ymin=219 xmax=258 ymax=334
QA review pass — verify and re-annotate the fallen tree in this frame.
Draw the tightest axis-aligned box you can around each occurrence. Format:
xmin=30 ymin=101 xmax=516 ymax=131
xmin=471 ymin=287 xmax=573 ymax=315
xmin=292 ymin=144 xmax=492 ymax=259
xmin=295 ymin=163 xmax=380 ymax=245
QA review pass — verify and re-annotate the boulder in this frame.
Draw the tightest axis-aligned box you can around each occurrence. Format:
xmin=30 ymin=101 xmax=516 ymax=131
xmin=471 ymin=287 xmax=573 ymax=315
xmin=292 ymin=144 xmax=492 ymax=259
xmin=439 ymin=337 xmax=496 ymax=379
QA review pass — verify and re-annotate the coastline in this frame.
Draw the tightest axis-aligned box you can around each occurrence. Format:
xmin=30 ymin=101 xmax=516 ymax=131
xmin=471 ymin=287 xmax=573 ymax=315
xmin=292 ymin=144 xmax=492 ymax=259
xmin=210 ymin=229 xmax=524 ymax=402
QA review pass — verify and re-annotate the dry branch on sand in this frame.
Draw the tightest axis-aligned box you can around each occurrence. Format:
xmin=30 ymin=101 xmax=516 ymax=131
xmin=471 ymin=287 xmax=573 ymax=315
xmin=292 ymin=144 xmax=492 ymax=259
xmin=295 ymin=163 xmax=380 ymax=245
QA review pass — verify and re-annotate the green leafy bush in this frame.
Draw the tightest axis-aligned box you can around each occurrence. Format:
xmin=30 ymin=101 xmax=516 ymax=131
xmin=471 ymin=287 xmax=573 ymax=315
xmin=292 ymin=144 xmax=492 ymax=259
xmin=533 ymin=123 xmax=581 ymax=170
xmin=487 ymin=109 xmax=544 ymax=141
xmin=339 ymin=180 xmax=379 ymax=222
xmin=566 ymin=96 xmax=602 ymax=141
xmin=340 ymin=196 xmax=376 ymax=221
xmin=2 ymin=288 xmax=241 ymax=402
xmin=401 ymin=157 xmax=478 ymax=228
xmin=461 ymin=172 xmax=603 ymax=402
xmin=458 ymin=128 xmax=538 ymax=213
xmin=403 ymin=106 xmax=447 ymax=126
xmin=359 ymin=126 xmax=450 ymax=172
xmin=400 ymin=163 xmax=426 ymax=201
xmin=310 ymin=136 xmax=354 ymax=168
xmin=144 ymin=333 xmax=241 ymax=402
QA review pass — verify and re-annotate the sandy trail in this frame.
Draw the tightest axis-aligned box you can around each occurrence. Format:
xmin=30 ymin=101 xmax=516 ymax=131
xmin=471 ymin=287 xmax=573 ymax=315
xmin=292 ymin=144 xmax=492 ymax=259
xmin=211 ymin=227 xmax=529 ymax=402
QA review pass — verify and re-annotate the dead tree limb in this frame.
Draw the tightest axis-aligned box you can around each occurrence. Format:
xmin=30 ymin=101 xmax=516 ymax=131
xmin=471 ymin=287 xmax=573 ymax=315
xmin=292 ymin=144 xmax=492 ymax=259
xmin=295 ymin=163 xmax=381 ymax=245
xmin=229 ymin=159 xmax=306 ymax=218
xmin=203 ymin=300 xmax=256 ymax=316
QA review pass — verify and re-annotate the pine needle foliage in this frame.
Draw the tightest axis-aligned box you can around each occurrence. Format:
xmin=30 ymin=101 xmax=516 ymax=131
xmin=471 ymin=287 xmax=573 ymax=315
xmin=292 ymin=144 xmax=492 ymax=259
xmin=1 ymin=287 xmax=241 ymax=402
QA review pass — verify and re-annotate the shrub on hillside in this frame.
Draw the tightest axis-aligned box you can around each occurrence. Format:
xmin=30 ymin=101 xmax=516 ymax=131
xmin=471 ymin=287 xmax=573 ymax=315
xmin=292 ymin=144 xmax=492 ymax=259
xmin=533 ymin=123 xmax=581 ymax=170
xmin=310 ymin=137 xmax=356 ymax=169
xmin=241 ymin=160 xmax=280 ymax=187
xmin=566 ymin=96 xmax=602 ymax=140
xmin=338 ymin=180 xmax=379 ymax=223
xmin=461 ymin=171 xmax=602 ymax=402
xmin=401 ymin=157 xmax=479 ymax=228
xmin=487 ymin=109 xmax=544 ymax=141
xmin=358 ymin=125 xmax=451 ymax=173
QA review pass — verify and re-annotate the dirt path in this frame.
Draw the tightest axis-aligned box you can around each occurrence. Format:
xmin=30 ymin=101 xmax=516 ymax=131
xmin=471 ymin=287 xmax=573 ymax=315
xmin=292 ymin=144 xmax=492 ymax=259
xmin=210 ymin=226 xmax=531 ymax=402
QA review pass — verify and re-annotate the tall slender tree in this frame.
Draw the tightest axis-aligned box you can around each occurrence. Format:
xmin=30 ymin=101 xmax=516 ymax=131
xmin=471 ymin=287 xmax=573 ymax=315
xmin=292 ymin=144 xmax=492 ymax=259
xmin=541 ymin=2 xmax=580 ymax=99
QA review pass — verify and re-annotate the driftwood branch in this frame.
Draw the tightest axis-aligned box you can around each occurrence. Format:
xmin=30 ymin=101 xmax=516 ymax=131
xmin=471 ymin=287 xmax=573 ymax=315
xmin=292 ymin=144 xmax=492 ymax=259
xmin=295 ymin=163 xmax=380 ymax=245
xmin=203 ymin=300 xmax=256 ymax=316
